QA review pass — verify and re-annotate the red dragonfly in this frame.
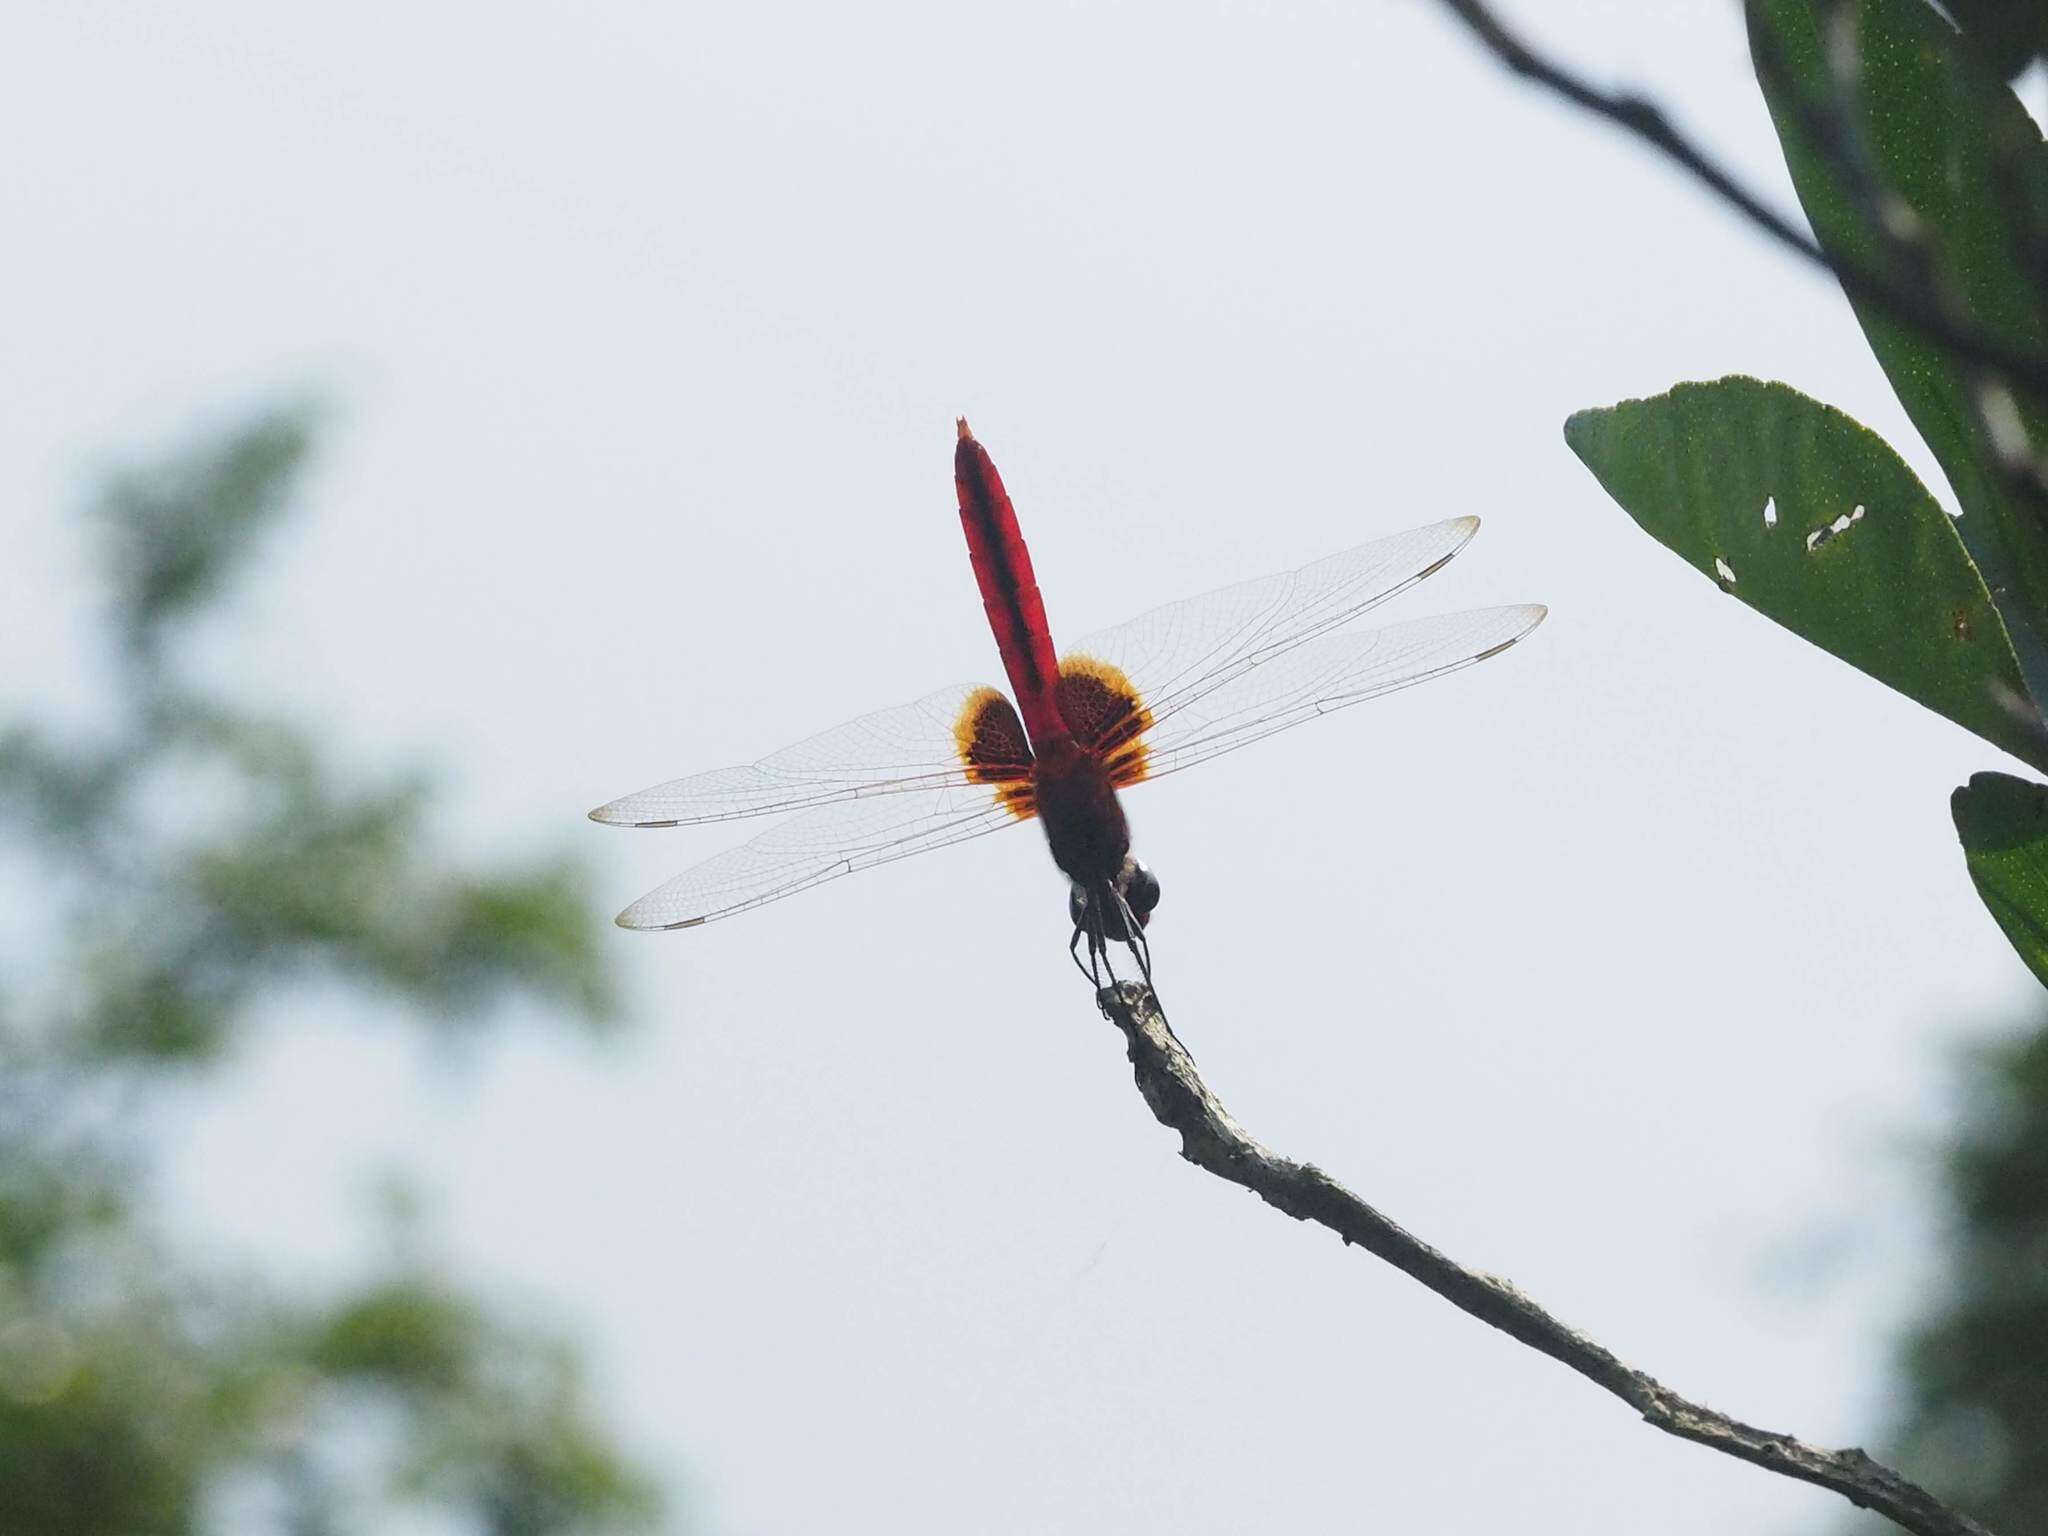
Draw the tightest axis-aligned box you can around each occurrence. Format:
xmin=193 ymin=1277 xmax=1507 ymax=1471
xmin=593 ymin=423 xmax=1545 ymax=984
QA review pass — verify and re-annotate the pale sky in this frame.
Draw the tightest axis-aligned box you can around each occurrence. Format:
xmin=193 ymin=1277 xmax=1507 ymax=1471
xmin=3 ymin=3 xmax=2041 ymax=1532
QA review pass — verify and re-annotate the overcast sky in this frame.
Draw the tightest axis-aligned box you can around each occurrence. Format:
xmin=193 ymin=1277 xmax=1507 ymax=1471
xmin=5 ymin=3 xmax=2044 ymax=1532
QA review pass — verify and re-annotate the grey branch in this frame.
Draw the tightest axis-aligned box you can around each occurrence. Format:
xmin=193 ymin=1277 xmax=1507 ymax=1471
xmin=1099 ymin=982 xmax=1994 ymax=1536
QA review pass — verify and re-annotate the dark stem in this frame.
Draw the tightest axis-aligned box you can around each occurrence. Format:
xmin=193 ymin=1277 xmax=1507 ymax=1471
xmin=1098 ymin=982 xmax=1994 ymax=1536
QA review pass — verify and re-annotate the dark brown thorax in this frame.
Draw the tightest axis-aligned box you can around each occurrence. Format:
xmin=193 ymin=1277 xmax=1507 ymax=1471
xmin=1029 ymin=733 xmax=1132 ymax=887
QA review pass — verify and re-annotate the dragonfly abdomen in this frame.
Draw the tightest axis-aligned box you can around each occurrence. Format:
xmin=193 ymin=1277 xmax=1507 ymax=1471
xmin=954 ymin=419 xmax=1067 ymax=747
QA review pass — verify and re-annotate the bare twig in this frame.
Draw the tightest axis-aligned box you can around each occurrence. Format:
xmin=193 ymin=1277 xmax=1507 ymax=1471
xmin=1429 ymin=0 xmax=2048 ymax=402
xmin=1099 ymin=982 xmax=1995 ymax=1536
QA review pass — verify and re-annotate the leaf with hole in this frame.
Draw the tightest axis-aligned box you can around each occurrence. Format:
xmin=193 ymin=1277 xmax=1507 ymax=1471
xmin=1747 ymin=0 xmax=2048 ymax=712
xmin=1565 ymin=376 xmax=2044 ymax=769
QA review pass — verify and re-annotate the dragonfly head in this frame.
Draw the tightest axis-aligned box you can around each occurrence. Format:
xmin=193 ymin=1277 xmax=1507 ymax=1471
xmin=1068 ymin=856 xmax=1160 ymax=941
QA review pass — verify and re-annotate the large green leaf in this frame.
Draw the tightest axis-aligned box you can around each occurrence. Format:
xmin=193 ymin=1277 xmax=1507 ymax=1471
xmin=1943 ymin=0 xmax=2048 ymax=78
xmin=1747 ymin=0 xmax=2048 ymax=712
xmin=1952 ymin=771 xmax=2048 ymax=989
xmin=1565 ymin=376 xmax=2046 ymax=768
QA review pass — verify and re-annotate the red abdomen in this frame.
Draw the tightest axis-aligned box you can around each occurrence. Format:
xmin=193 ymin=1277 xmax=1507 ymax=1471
xmin=954 ymin=421 xmax=1068 ymax=747
xmin=950 ymin=421 xmax=1148 ymax=888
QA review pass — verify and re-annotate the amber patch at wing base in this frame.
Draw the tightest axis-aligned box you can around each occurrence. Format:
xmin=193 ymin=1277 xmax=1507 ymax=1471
xmin=953 ymin=686 xmax=1038 ymax=819
xmin=1057 ymin=654 xmax=1153 ymax=785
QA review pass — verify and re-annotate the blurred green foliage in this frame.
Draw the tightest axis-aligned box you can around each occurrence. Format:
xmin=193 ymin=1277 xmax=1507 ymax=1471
xmin=1868 ymin=1022 xmax=2048 ymax=1535
xmin=0 ymin=406 xmax=660 ymax=1534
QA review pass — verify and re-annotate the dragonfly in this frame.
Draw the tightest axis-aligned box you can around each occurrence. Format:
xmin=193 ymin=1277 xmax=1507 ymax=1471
xmin=592 ymin=422 xmax=1545 ymax=986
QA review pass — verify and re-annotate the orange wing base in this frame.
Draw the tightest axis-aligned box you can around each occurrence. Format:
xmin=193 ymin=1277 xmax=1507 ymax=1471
xmin=952 ymin=687 xmax=1037 ymax=819
xmin=1055 ymin=655 xmax=1153 ymax=786
xmin=953 ymin=657 xmax=1154 ymax=819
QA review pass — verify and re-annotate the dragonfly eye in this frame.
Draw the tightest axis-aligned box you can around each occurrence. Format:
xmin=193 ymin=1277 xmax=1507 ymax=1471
xmin=1067 ymin=860 xmax=1160 ymax=942
xmin=1123 ymin=858 xmax=1161 ymax=922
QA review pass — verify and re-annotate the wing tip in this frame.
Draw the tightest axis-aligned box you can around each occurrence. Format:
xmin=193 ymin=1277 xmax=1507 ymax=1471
xmin=1475 ymin=603 xmax=1549 ymax=660
xmin=1416 ymin=517 xmax=1483 ymax=580
xmin=590 ymin=803 xmax=680 ymax=829
xmin=615 ymin=906 xmax=708 ymax=931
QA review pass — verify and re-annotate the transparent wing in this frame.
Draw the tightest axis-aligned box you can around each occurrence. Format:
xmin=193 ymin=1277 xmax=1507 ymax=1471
xmin=1066 ymin=516 xmax=1479 ymax=730
xmin=1131 ymin=604 xmax=1547 ymax=783
xmin=591 ymin=684 xmax=985 ymax=828
xmin=595 ymin=519 xmax=1483 ymax=830
xmin=615 ymin=781 xmax=1030 ymax=930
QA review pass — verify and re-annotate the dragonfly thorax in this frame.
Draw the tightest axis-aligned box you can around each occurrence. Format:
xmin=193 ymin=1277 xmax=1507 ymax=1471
xmin=1030 ymin=733 xmax=1130 ymax=887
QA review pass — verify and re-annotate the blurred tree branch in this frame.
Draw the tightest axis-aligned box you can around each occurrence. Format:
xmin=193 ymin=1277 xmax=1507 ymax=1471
xmin=0 ymin=402 xmax=660 ymax=1535
xmin=1098 ymin=983 xmax=1993 ymax=1536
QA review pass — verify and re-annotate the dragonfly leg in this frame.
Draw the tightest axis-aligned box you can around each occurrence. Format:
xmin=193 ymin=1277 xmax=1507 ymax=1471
xmin=1070 ymin=879 xmax=1152 ymax=993
xmin=1111 ymin=881 xmax=1155 ymax=990
xmin=1070 ymin=883 xmax=1109 ymax=988
xmin=1092 ymin=881 xmax=1123 ymax=989
xmin=1106 ymin=883 xmax=1182 ymax=1044
xmin=1069 ymin=920 xmax=1097 ymax=986
xmin=1073 ymin=884 xmax=1122 ymax=991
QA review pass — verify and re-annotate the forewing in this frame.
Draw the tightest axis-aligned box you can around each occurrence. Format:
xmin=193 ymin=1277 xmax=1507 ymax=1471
xmin=614 ymin=780 xmax=1032 ymax=930
xmin=1124 ymin=604 xmax=1547 ymax=783
xmin=1064 ymin=517 xmax=1480 ymax=731
xmin=591 ymin=684 xmax=992 ymax=828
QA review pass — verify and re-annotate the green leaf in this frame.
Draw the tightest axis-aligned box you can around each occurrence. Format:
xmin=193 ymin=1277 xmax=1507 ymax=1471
xmin=1565 ymin=375 xmax=2045 ymax=767
xmin=1747 ymin=0 xmax=2048 ymax=710
xmin=1952 ymin=771 xmax=2048 ymax=990
xmin=1942 ymin=0 xmax=2048 ymax=79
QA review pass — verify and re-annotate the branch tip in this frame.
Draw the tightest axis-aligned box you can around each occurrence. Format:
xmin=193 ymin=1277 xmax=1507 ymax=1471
xmin=1095 ymin=981 xmax=1992 ymax=1536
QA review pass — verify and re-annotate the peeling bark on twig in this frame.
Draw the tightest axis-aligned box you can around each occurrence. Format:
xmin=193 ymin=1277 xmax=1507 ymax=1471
xmin=1098 ymin=983 xmax=1993 ymax=1536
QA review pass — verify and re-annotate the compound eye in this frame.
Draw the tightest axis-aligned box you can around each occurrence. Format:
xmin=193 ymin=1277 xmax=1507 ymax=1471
xmin=1125 ymin=859 xmax=1161 ymax=917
